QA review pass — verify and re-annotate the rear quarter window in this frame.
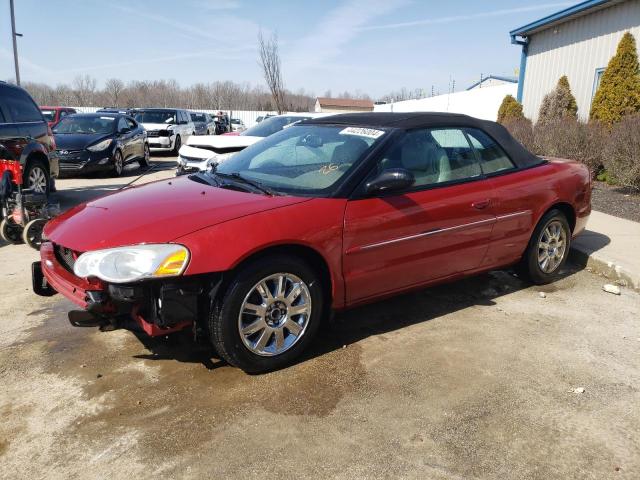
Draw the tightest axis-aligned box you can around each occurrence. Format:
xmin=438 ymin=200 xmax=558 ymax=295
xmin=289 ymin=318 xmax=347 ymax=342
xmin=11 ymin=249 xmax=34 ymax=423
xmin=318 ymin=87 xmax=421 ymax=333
xmin=4 ymin=89 xmax=43 ymax=123
xmin=465 ymin=128 xmax=515 ymax=174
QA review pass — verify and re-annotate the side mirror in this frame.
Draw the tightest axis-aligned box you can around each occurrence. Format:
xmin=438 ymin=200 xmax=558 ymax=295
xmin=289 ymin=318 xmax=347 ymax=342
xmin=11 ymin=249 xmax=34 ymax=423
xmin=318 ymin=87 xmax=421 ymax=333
xmin=365 ymin=168 xmax=415 ymax=195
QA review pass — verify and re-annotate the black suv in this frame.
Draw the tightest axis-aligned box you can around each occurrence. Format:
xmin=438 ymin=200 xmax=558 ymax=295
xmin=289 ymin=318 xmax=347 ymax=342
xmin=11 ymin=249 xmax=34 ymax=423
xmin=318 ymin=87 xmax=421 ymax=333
xmin=0 ymin=82 xmax=57 ymax=194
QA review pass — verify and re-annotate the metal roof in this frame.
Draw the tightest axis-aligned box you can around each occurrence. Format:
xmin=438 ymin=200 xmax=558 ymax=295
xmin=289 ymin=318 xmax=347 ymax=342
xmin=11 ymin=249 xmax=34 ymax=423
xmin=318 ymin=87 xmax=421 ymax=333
xmin=510 ymin=0 xmax=623 ymax=39
xmin=466 ymin=75 xmax=518 ymax=91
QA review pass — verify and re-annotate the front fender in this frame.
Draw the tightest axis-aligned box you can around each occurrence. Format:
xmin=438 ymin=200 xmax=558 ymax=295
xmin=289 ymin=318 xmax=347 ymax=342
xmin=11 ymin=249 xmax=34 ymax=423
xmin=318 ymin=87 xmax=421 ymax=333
xmin=174 ymin=198 xmax=348 ymax=308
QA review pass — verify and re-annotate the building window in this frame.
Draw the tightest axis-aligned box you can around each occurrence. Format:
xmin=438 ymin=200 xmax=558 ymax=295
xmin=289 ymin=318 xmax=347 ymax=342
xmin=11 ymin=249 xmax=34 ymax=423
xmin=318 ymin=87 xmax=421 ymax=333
xmin=592 ymin=68 xmax=605 ymax=100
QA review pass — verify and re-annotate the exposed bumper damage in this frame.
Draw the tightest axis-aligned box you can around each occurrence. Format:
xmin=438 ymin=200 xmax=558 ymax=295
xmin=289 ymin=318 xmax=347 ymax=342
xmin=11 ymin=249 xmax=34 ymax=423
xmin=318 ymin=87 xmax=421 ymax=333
xmin=34 ymin=241 xmax=222 ymax=338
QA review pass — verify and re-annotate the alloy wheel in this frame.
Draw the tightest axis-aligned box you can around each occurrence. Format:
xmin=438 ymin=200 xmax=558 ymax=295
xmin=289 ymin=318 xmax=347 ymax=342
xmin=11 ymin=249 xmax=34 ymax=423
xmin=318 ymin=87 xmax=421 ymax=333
xmin=114 ymin=151 xmax=123 ymax=175
xmin=28 ymin=166 xmax=48 ymax=193
xmin=238 ymin=273 xmax=312 ymax=356
xmin=537 ymin=220 xmax=567 ymax=273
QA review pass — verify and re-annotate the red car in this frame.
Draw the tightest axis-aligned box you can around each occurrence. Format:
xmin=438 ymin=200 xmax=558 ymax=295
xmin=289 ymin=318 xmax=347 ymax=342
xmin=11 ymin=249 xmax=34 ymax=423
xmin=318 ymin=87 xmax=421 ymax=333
xmin=40 ymin=106 xmax=77 ymax=128
xmin=33 ymin=113 xmax=591 ymax=373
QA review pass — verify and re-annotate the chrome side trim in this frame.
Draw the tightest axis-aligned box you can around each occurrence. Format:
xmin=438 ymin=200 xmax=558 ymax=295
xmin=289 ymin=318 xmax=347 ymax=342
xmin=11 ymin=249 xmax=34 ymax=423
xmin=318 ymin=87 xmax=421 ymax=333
xmin=349 ymin=210 xmax=532 ymax=254
xmin=496 ymin=210 xmax=531 ymax=221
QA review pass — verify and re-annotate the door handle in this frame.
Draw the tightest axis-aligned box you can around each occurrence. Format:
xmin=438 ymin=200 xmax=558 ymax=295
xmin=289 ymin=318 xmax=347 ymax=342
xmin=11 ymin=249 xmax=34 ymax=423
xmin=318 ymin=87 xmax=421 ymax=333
xmin=472 ymin=199 xmax=491 ymax=210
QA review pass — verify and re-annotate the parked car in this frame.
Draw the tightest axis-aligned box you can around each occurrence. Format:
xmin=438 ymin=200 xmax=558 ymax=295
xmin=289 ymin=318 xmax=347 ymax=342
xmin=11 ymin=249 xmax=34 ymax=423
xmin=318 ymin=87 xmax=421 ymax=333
xmin=255 ymin=114 xmax=275 ymax=123
xmin=0 ymin=82 xmax=57 ymax=194
xmin=176 ymin=135 xmax=262 ymax=175
xmin=190 ymin=112 xmax=216 ymax=135
xmin=53 ymin=113 xmax=149 ymax=177
xmin=96 ymin=107 xmax=138 ymax=116
xmin=40 ymin=106 xmax=77 ymax=128
xmin=230 ymin=118 xmax=246 ymax=132
xmin=213 ymin=113 xmax=230 ymax=134
xmin=33 ymin=112 xmax=591 ymax=374
xmin=134 ymin=108 xmax=194 ymax=153
xmin=176 ymin=113 xmax=329 ymax=174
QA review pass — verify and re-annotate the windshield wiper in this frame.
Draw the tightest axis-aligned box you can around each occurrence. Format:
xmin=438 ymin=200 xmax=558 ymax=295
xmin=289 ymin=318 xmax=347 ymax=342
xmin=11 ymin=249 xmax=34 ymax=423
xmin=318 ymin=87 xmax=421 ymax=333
xmin=214 ymin=171 xmax=280 ymax=196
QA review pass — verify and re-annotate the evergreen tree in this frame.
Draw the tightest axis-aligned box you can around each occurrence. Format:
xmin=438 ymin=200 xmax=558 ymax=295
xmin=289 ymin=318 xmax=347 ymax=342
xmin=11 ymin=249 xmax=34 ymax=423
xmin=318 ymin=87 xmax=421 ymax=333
xmin=590 ymin=32 xmax=640 ymax=124
xmin=537 ymin=75 xmax=578 ymax=124
xmin=497 ymin=95 xmax=525 ymax=123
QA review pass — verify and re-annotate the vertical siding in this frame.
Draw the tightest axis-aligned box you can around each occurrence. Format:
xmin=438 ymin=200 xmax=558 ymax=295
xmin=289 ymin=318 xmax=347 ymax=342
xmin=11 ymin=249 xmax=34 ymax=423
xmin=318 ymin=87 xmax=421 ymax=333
xmin=522 ymin=0 xmax=640 ymax=122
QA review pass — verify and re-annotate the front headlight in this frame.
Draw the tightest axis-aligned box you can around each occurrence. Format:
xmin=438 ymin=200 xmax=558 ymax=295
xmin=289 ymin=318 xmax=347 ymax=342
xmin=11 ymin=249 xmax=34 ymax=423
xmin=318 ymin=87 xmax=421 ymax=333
xmin=87 ymin=139 xmax=113 ymax=152
xmin=74 ymin=244 xmax=189 ymax=283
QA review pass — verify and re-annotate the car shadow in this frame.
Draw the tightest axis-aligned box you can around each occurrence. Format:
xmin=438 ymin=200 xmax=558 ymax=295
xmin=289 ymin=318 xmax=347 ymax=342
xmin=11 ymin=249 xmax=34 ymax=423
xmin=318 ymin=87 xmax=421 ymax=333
xmin=568 ymin=230 xmax=611 ymax=267
xmin=126 ymin=264 xmax=585 ymax=373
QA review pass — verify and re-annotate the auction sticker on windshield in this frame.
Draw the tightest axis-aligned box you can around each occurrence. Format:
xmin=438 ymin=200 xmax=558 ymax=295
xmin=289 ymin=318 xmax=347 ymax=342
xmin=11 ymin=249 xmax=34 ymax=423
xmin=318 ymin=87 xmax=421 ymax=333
xmin=339 ymin=127 xmax=385 ymax=139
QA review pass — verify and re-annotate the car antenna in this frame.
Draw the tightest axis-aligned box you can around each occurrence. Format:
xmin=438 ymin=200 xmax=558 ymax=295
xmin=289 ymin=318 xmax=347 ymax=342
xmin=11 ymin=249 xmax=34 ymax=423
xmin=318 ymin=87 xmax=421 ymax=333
xmin=117 ymin=163 xmax=160 ymax=191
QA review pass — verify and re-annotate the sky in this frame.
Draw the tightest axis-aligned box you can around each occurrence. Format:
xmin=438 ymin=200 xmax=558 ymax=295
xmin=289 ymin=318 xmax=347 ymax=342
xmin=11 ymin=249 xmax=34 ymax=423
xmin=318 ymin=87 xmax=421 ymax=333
xmin=0 ymin=0 xmax=572 ymax=98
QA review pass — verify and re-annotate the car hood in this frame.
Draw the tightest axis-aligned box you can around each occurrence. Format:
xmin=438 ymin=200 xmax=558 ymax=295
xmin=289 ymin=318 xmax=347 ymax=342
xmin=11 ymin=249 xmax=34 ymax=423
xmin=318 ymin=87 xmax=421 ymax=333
xmin=44 ymin=176 xmax=310 ymax=252
xmin=186 ymin=135 xmax=262 ymax=148
xmin=54 ymin=133 xmax=111 ymax=151
xmin=141 ymin=122 xmax=174 ymax=131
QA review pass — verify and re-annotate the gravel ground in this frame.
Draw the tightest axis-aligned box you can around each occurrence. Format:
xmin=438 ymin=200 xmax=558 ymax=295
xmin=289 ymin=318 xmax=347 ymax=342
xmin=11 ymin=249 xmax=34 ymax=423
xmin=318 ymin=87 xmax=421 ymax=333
xmin=0 ymin=157 xmax=639 ymax=479
xmin=591 ymin=181 xmax=640 ymax=223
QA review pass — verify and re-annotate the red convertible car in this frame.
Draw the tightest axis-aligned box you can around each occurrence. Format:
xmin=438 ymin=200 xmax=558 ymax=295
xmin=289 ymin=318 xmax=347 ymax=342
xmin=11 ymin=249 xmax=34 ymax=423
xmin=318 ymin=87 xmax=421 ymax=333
xmin=33 ymin=113 xmax=591 ymax=373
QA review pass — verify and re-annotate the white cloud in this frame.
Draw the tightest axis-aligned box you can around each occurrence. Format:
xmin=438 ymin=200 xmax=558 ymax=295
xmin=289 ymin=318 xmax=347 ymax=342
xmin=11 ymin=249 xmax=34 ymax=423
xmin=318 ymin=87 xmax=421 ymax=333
xmin=361 ymin=2 xmax=573 ymax=31
xmin=285 ymin=0 xmax=411 ymax=70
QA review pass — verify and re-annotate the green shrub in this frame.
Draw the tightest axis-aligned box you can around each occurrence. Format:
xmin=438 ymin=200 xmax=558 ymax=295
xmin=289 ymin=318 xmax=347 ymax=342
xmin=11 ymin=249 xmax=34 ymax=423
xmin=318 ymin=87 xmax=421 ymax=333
xmin=497 ymin=95 xmax=524 ymax=124
xmin=602 ymin=114 xmax=640 ymax=189
xmin=537 ymin=75 xmax=578 ymax=125
xmin=590 ymin=32 xmax=640 ymax=124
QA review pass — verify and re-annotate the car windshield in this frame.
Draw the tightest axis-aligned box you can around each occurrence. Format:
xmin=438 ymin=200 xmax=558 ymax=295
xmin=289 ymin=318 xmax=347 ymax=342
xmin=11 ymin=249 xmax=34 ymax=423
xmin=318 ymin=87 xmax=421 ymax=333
xmin=241 ymin=116 xmax=311 ymax=137
xmin=206 ymin=124 xmax=387 ymax=196
xmin=191 ymin=113 xmax=205 ymax=122
xmin=41 ymin=110 xmax=56 ymax=121
xmin=134 ymin=110 xmax=176 ymax=124
xmin=231 ymin=119 xmax=241 ymax=124
xmin=53 ymin=115 xmax=116 ymax=134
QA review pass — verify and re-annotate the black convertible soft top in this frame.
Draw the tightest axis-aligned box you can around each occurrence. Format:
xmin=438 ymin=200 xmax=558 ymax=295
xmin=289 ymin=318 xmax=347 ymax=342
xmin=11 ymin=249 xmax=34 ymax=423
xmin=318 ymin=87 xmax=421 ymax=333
xmin=303 ymin=112 xmax=543 ymax=169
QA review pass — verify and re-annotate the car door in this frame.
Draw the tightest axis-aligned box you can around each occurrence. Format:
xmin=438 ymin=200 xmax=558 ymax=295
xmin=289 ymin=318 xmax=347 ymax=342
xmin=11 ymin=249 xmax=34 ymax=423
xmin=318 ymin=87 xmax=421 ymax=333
xmin=464 ymin=127 xmax=539 ymax=268
xmin=126 ymin=117 xmax=144 ymax=159
xmin=116 ymin=117 xmax=134 ymax=161
xmin=342 ymin=128 xmax=497 ymax=304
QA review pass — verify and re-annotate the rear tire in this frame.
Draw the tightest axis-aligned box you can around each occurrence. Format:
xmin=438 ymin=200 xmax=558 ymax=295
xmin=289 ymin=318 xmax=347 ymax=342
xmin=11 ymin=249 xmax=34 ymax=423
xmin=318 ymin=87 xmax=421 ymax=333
xmin=1 ymin=218 xmax=24 ymax=244
xmin=209 ymin=255 xmax=324 ymax=373
xmin=518 ymin=209 xmax=571 ymax=285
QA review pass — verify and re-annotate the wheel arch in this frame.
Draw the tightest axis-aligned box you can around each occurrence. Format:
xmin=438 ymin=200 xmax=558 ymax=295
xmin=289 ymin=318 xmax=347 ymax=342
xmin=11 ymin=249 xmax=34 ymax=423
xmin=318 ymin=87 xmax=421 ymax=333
xmin=226 ymin=243 xmax=334 ymax=307
xmin=543 ymin=202 xmax=576 ymax=233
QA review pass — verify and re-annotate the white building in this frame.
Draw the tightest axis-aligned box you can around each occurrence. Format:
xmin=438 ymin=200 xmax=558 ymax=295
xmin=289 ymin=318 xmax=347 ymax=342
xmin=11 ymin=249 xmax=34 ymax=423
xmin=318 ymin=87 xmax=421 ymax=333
xmin=373 ymin=83 xmax=518 ymax=121
xmin=466 ymin=75 xmax=517 ymax=90
xmin=511 ymin=0 xmax=640 ymax=122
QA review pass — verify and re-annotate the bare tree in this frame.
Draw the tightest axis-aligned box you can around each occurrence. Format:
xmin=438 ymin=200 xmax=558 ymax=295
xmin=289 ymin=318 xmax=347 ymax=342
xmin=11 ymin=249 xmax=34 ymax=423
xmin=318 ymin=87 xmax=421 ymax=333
xmin=104 ymin=78 xmax=125 ymax=107
xmin=72 ymin=74 xmax=97 ymax=106
xmin=257 ymin=31 xmax=286 ymax=114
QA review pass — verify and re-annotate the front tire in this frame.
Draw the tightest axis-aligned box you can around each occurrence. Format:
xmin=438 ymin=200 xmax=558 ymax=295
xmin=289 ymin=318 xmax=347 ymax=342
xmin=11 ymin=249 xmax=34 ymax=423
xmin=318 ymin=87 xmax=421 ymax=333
xmin=139 ymin=143 xmax=150 ymax=168
xmin=23 ymin=159 xmax=49 ymax=195
xmin=172 ymin=135 xmax=181 ymax=155
xmin=209 ymin=255 xmax=324 ymax=373
xmin=518 ymin=209 xmax=571 ymax=284
xmin=112 ymin=149 xmax=124 ymax=177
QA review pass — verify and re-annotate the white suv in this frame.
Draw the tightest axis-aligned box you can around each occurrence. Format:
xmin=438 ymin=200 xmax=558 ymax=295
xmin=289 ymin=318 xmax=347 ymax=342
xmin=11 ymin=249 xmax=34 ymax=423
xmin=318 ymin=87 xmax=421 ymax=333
xmin=134 ymin=108 xmax=194 ymax=154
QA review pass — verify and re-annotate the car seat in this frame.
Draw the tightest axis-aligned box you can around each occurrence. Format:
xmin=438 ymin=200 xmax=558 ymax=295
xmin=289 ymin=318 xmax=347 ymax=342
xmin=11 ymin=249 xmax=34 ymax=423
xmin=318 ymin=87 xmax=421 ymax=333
xmin=400 ymin=135 xmax=451 ymax=184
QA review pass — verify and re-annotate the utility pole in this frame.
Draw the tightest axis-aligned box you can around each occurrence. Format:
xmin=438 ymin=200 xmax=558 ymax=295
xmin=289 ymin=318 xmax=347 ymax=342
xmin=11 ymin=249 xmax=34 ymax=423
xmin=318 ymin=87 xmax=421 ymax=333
xmin=9 ymin=0 xmax=22 ymax=85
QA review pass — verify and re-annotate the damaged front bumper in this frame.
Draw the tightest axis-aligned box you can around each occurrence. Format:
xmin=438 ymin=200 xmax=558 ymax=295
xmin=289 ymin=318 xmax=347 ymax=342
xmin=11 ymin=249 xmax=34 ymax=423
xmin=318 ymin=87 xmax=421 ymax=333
xmin=33 ymin=241 xmax=221 ymax=337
